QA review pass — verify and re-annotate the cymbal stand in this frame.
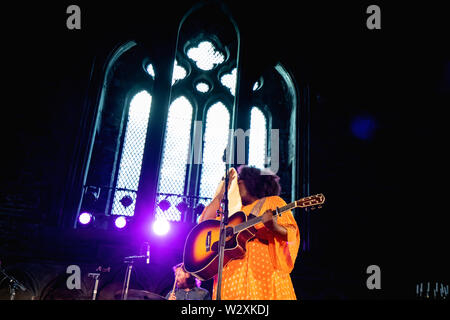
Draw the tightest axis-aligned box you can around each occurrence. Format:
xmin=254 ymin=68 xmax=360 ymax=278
xmin=88 ymin=266 xmax=110 ymax=300
xmin=0 ymin=266 xmax=27 ymax=300
xmin=121 ymin=255 xmax=147 ymax=300
xmin=88 ymin=273 xmax=100 ymax=300
xmin=121 ymin=260 xmax=133 ymax=300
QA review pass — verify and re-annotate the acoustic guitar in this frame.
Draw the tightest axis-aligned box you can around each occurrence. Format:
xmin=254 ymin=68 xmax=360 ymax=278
xmin=183 ymin=194 xmax=325 ymax=281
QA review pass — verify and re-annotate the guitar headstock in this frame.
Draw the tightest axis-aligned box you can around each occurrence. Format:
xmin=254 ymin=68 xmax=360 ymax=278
xmin=295 ymin=193 xmax=325 ymax=210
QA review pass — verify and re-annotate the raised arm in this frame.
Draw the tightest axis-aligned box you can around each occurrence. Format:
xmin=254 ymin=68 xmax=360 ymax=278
xmin=198 ymin=195 xmax=222 ymax=222
xmin=198 ymin=169 xmax=236 ymax=223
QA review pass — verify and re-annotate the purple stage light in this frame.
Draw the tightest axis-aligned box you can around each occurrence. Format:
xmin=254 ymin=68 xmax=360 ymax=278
xmin=114 ymin=216 xmax=127 ymax=229
xmin=152 ymin=218 xmax=170 ymax=236
xmin=78 ymin=212 xmax=93 ymax=225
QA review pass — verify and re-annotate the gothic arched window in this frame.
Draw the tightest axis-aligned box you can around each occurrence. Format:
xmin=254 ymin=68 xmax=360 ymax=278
xmin=247 ymin=62 xmax=299 ymax=206
xmin=155 ymin=4 xmax=239 ymax=222
xmin=156 ymin=96 xmax=193 ymax=222
xmin=76 ymin=42 xmax=156 ymax=227
xmin=74 ymin=3 xmax=300 ymax=233
xmin=111 ymin=90 xmax=152 ymax=216
xmin=198 ymin=101 xmax=231 ymax=203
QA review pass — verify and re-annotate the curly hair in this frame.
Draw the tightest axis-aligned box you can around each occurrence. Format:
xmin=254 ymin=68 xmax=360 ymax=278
xmin=173 ymin=263 xmax=201 ymax=288
xmin=237 ymin=165 xmax=281 ymax=199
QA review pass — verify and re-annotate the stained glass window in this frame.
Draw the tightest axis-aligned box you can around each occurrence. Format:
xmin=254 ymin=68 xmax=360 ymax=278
xmin=195 ymin=82 xmax=210 ymax=93
xmin=155 ymin=13 xmax=239 ymax=221
xmin=248 ymin=107 xmax=267 ymax=169
xmin=187 ymin=41 xmax=225 ymax=71
xmin=220 ymin=68 xmax=237 ymax=96
xmin=198 ymin=102 xmax=230 ymax=205
xmin=111 ymin=90 xmax=152 ymax=216
xmin=156 ymin=96 xmax=193 ymax=221
xmin=146 ymin=64 xmax=155 ymax=78
xmin=172 ymin=60 xmax=187 ymax=85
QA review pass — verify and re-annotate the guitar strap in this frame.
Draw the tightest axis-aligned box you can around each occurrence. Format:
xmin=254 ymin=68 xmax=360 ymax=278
xmin=249 ymin=197 xmax=268 ymax=245
xmin=249 ymin=197 xmax=266 ymax=217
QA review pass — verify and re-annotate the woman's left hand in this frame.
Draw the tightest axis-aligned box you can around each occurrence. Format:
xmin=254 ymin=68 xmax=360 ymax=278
xmin=261 ymin=209 xmax=276 ymax=230
xmin=260 ymin=209 xmax=287 ymax=241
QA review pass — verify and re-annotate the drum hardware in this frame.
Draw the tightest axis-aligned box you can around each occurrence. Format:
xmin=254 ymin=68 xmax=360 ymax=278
xmin=114 ymin=289 xmax=165 ymax=300
xmin=88 ymin=266 xmax=110 ymax=300
xmin=0 ymin=261 xmax=27 ymax=300
xmin=121 ymin=242 xmax=150 ymax=300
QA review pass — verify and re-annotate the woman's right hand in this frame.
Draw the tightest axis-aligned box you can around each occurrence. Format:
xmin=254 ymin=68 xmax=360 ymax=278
xmin=218 ymin=168 xmax=236 ymax=198
xmin=199 ymin=168 xmax=236 ymax=223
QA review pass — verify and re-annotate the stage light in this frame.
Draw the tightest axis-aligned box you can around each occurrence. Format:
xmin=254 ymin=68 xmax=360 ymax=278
xmin=77 ymin=186 xmax=100 ymax=228
xmin=120 ymin=195 xmax=133 ymax=208
xmin=78 ymin=212 xmax=93 ymax=225
xmin=193 ymin=203 xmax=205 ymax=218
xmin=152 ymin=218 xmax=170 ymax=236
xmin=176 ymin=200 xmax=189 ymax=214
xmin=158 ymin=199 xmax=171 ymax=212
xmin=114 ymin=216 xmax=127 ymax=229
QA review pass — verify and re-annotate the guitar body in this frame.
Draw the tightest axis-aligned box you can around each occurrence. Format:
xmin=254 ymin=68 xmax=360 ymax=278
xmin=183 ymin=211 xmax=257 ymax=281
xmin=183 ymin=193 xmax=325 ymax=281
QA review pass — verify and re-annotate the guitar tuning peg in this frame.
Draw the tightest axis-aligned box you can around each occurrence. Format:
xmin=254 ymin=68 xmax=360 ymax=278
xmin=310 ymin=206 xmax=316 ymax=210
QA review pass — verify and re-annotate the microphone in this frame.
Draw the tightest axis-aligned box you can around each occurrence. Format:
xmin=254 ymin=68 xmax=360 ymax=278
xmin=124 ymin=255 xmax=147 ymax=260
xmin=222 ymin=147 xmax=227 ymax=163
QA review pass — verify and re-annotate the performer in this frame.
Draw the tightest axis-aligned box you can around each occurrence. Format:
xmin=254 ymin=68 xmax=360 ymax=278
xmin=198 ymin=165 xmax=300 ymax=300
xmin=166 ymin=263 xmax=211 ymax=300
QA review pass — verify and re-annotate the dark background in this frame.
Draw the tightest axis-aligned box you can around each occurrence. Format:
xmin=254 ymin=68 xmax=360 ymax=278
xmin=0 ymin=0 xmax=448 ymax=300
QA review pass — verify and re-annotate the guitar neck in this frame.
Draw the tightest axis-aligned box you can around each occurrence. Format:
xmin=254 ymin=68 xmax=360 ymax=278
xmin=232 ymin=194 xmax=324 ymax=234
xmin=233 ymin=202 xmax=294 ymax=234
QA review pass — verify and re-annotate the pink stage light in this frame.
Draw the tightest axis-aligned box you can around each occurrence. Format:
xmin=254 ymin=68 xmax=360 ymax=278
xmin=78 ymin=212 xmax=93 ymax=225
xmin=114 ymin=216 xmax=127 ymax=229
xmin=152 ymin=218 xmax=170 ymax=236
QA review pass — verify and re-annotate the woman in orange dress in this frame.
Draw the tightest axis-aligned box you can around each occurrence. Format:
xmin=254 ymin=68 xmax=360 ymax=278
xmin=198 ymin=165 xmax=300 ymax=300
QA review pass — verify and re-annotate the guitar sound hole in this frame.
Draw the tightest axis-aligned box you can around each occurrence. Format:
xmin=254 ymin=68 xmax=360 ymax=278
xmin=210 ymin=227 xmax=235 ymax=252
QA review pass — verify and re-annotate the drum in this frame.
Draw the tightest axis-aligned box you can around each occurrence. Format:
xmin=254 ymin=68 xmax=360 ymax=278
xmin=114 ymin=289 xmax=166 ymax=300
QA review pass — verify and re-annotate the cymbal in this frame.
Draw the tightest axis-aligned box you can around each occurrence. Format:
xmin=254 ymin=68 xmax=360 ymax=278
xmin=114 ymin=289 xmax=166 ymax=300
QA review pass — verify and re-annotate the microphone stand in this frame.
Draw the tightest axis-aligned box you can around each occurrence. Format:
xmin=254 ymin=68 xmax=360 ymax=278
xmin=121 ymin=258 xmax=134 ymax=301
xmin=88 ymin=266 xmax=110 ymax=300
xmin=121 ymin=255 xmax=146 ymax=300
xmin=121 ymin=243 xmax=150 ymax=300
xmin=88 ymin=272 xmax=100 ymax=300
xmin=216 ymin=151 xmax=231 ymax=300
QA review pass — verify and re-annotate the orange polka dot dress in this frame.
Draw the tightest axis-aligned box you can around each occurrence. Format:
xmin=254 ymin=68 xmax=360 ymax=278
xmin=212 ymin=196 xmax=300 ymax=300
